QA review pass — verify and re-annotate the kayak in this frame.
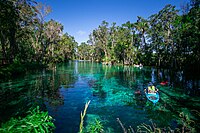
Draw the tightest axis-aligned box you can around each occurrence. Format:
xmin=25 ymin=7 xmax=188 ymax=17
xmin=145 ymin=92 xmax=159 ymax=104
xmin=160 ymin=81 xmax=168 ymax=85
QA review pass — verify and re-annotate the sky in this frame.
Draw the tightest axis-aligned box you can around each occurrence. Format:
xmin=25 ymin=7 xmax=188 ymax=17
xmin=36 ymin=0 xmax=189 ymax=45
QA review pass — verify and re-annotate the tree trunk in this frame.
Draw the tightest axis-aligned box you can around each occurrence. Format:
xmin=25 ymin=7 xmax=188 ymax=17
xmin=9 ymin=28 xmax=17 ymax=63
xmin=104 ymin=49 xmax=108 ymax=63
xmin=0 ymin=31 xmax=7 ymax=64
xmin=51 ymin=44 xmax=54 ymax=57
xmin=142 ymin=30 xmax=146 ymax=50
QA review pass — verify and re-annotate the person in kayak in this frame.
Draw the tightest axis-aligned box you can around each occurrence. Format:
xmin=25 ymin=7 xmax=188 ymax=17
xmin=148 ymin=85 xmax=158 ymax=93
xmin=145 ymin=83 xmax=159 ymax=94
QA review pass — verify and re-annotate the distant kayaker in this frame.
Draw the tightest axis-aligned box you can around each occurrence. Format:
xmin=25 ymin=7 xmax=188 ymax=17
xmin=134 ymin=90 xmax=141 ymax=95
xmin=160 ymin=81 xmax=168 ymax=85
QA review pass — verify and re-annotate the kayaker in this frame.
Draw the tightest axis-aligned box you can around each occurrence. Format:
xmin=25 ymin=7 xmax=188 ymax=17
xmin=160 ymin=81 xmax=168 ymax=85
xmin=147 ymin=85 xmax=158 ymax=93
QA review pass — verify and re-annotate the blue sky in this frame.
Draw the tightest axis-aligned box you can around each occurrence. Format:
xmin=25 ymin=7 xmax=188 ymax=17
xmin=36 ymin=0 xmax=188 ymax=44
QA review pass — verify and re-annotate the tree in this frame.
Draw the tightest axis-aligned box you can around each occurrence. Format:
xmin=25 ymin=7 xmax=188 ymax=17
xmin=77 ymin=42 xmax=91 ymax=60
xmin=176 ymin=0 xmax=200 ymax=67
xmin=33 ymin=2 xmax=52 ymax=62
xmin=135 ymin=16 xmax=149 ymax=51
xmin=148 ymin=4 xmax=178 ymax=67
xmin=59 ymin=33 xmax=77 ymax=61
xmin=92 ymin=21 xmax=111 ymax=63
xmin=0 ymin=0 xmax=37 ymax=63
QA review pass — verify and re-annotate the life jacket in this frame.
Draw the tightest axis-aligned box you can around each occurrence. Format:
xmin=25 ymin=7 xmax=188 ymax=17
xmin=148 ymin=86 xmax=151 ymax=90
xmin=152 ymin=86 xmax=155 ymax=91
xmin=148 ymin=86 xmax=155 ymax=92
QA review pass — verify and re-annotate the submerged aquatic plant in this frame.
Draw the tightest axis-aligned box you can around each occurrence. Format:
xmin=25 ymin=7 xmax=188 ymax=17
xmin=79 ymin=102 xmax=198 ymax=133
xmin=0 ymin=106 xmax=55 ymax=133
xmin=79 ymin=101 xmax=105 ymax=133
xmin=87 ymin=119 xmax=104 ymax=133
xmin=136 ymin=111 xmax=197 ymax=133
xmin=79 ymin=100 xmax=91 ymax=133
xmin=117 ymin=118 xmax=136 ymax=133
xmin=175 ymin=112 xmax=196 ymax=133
xmin=136 ymin=120 xmax=162 ymax=133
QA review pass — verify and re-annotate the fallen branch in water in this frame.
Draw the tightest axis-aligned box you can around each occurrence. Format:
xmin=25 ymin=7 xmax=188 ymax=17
xmin=79 ymin=100 xmax=91 ymax=133
xmin=117 ymin=118 xmax=127 ymax=133
xmin=117 ymin=118 xmax=135 ymax=133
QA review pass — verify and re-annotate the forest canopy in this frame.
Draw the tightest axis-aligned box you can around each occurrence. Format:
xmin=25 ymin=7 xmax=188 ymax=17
xmin=0 ymin=0 xmax=199 ymax=72
xmin=78 ymin=1 xmax=199 ymax=71
xmin=0 ymin=0 xmax=77 ymax=65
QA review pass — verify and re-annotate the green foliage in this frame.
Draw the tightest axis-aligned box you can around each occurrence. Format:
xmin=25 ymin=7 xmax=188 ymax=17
xmin=1 ymin=0 xmax=199 ymax=73
xmin=87 ymin=119 xmax=104 ymax=133
xmin=0 ymin=106 xmax=55 ymax=133
xmin=79 ymin=101 xmax=105 ymax=133
xmin=78 ymin=42 xmax=92 ymax=60
xmin=0 ymin=0 xmax=77 ymax=68
xmin=1 ymin=0 xmax=198 ymax=72
xmin=82 ymin=0 xmax=199 ymax=71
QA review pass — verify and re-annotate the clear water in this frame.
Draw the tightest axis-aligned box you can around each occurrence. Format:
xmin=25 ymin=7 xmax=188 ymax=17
xmin=0 ymin=61 xmax=200 ymax=132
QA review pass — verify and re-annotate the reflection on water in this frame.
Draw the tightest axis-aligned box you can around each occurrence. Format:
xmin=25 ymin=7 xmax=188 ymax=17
xmin=0 ymin=61 xmax=199 ymax=132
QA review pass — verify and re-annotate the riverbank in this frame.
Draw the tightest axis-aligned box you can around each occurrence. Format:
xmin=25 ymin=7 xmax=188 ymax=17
xmin=0 ymin=62 xmax=46 ymax=81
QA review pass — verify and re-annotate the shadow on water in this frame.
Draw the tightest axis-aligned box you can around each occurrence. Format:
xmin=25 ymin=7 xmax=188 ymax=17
xmin=0 ymin=61 xmax=199 ymax=132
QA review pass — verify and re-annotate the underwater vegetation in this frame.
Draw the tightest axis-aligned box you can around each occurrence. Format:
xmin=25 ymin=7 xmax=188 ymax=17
xmin=80 ymin=101 xmax=199 ymax=133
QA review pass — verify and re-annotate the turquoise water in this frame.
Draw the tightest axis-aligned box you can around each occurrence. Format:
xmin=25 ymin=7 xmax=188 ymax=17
xmin=0 ymin=61 xmax=199 ymax=132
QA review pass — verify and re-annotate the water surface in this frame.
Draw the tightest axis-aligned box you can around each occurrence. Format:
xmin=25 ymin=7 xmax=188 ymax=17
xmin=0 ymin=61 xmax=199 ymax=132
